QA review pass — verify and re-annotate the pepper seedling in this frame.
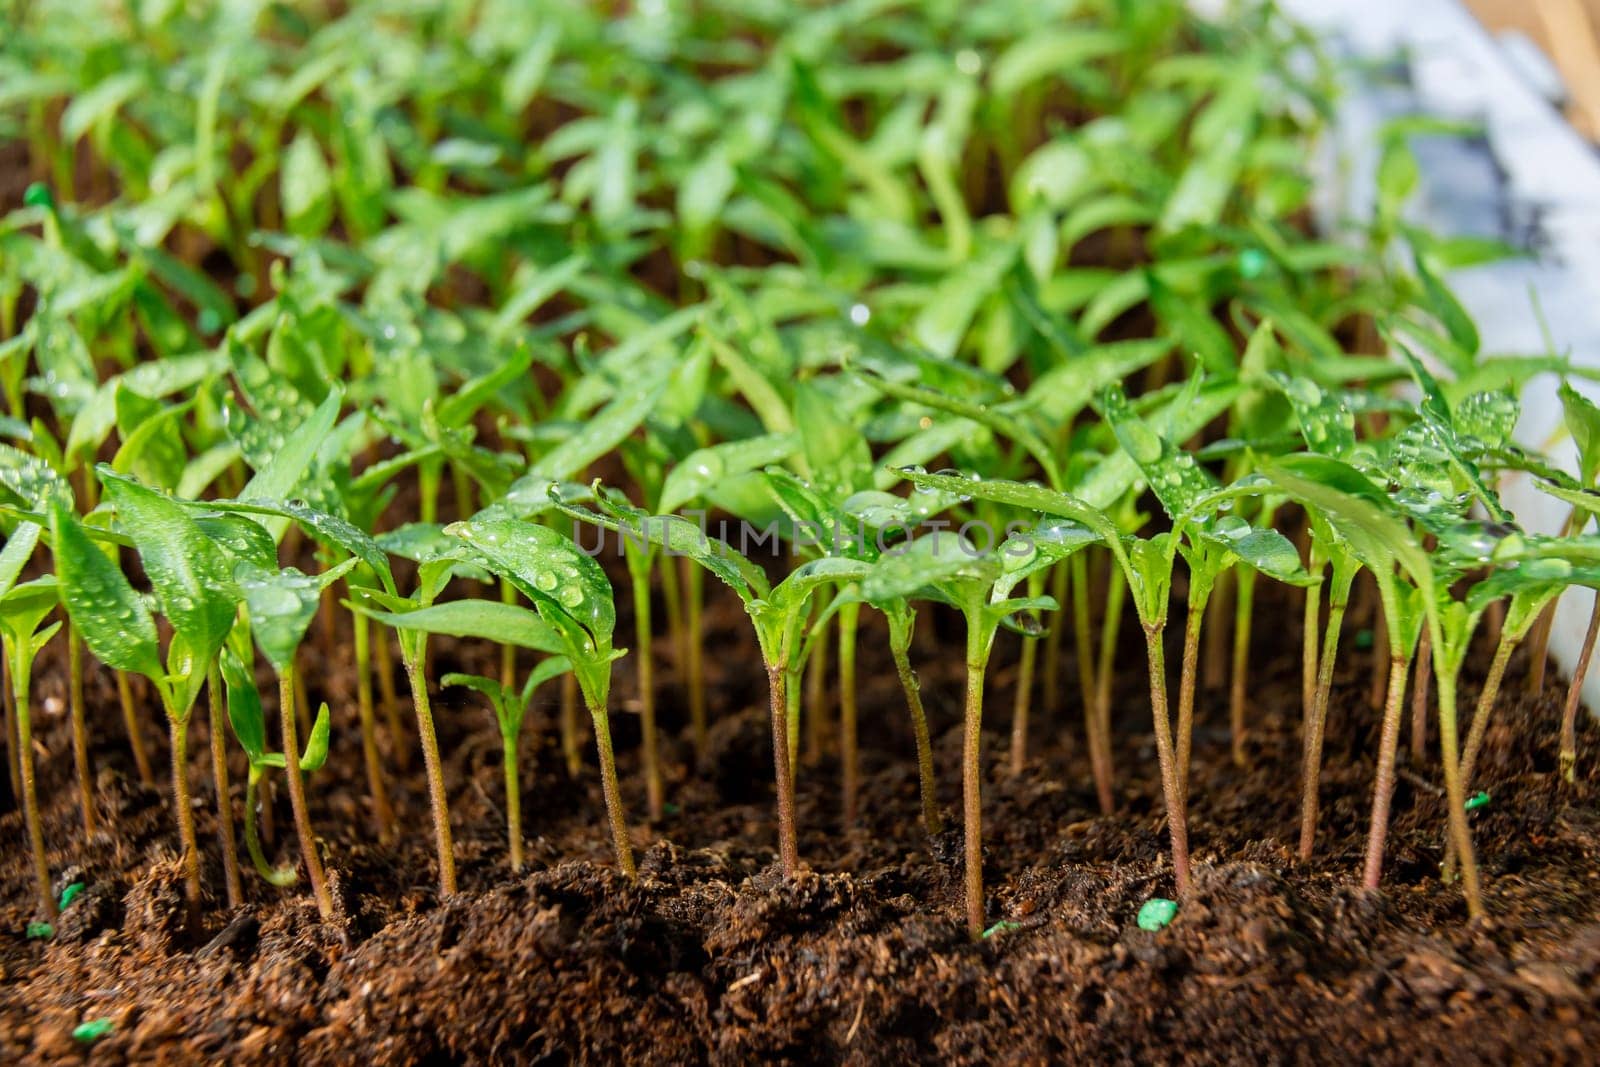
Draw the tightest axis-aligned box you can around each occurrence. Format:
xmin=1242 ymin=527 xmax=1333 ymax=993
xmin=0 ymin=523 xmax=61 ymax=919
xmin=444 ymin=512 xmax=638 ymax=878
xmin=443 ymin=658 xmax=571 ymax=871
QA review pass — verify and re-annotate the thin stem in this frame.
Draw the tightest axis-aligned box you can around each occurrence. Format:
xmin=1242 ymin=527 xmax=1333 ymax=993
xmin=1009 ymin=632 xmax=1038 ymax=778
xmin=1203 ymin=568 xmax=1232 ymax=690
xmin=890 ymin=628 xmax=942 ymax=836
xmin=117 ymin=669 xmax=156 ymax=786
xmin=1176 ymin=588 xmax=1207 ymax=804
xmin=67 ymin=627 xmax=96 ymax=836
xmin=1230 ymin=568 xmax=1256 ymax=768
xmin=244 ymin=768 xmax=297 ymax=887
xmin=11 ymin=655 xmax=54 ymax=919
xmin=403 ymin=648 xmax=457 ymax=896
xmin=1368 ymin=607 xmax=1390 ymax=711
xmin=504 ymin=726 xmax=523 ymax=872
xmin=1361 ymin=651 xmax=1412 ymax=891
xmin=766 ymin=662 xmax=800 ymax=876
xmin=1090 ymin=563 xmax=1125 ymax=816
xmin=208 ymin=660 xmax=242 ymax=909
xmin=962 ymin=629 xmax=989 ymax=941
xmin=279 ymin=665 xmax=333 ymax=920
xmin=804 ymin=612 xmax=830 ymax=768
xmin=168 ymin=710 xmax=203 ymax=917
xmin=1437 ymin=668 xmax=1484 ymax=918
xmin=587 ymin=693 xmax=636 ymax=877
xmin=1410 ymin=628 xmax=1432 ymax=763
xmin=374 ymin=624 xmax=408 ymax=770
xmin=1461 ymin=630 xmax=1517 ymax=791
xmin=685 ymin=557 xmax=707 ymax=765
xmin=353 ymin=611 xmax=395 ymax=841
xmin=1561 ymin=593 xmax=1600 ymax=784
xmin=630 ymin=553 xmax=663 ymax=822
xmin=1042 ymin=560 xmax=1068 ymax=716
xmin=838 ymin=600 xmax=861 ymax=826
xmin=1143 ymin=623 xmax=1191 ymax=897
xmin=1298 ymin=597 xmax=1347 ymax=861
xmin=1301 ymin=581 xmax=1320 ymax=724
xmin=1 ymin=642 xmax=18 ymax=807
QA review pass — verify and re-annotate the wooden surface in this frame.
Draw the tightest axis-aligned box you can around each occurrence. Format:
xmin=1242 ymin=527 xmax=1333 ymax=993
xmin=1466 ymin=0 xmax=1600 ymax=136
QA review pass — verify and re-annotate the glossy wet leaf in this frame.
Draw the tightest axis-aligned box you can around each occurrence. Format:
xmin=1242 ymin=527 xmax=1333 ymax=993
xmin=102 ymin=471 xmax=238 ymax=661
xmin=52 ymin=502 xmax=161 ymax=681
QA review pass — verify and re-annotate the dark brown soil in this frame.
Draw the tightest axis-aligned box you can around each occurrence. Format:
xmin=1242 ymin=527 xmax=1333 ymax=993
xmin=3 ymin=582 xmax=1599 ymax=1064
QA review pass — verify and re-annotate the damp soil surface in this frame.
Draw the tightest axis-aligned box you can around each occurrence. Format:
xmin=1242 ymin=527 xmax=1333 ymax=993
xmin=2 ymin=586 xmax=1600 ymax=1064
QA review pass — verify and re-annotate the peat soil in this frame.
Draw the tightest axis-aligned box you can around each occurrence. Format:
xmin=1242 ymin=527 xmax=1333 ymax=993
xmin=2 ymin=586 xmax=1600 ymax=1065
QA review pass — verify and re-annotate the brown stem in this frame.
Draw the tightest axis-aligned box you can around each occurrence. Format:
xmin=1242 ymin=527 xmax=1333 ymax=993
xmin=1302 ymin=582 xmax=1320 ymax=724
xmin=962 ymin=641 xmax=988 ymax=940
xmin=12 ymin=657 xmax=54 ymax=919
xmin=169 ymin=713 xmax=203 ymax=918
xmin=208 ymin=661 xmax=242 ymax=909
xmin=353 ymin=612 xmax=395 ymax=841
xmin=1203 ymin=568 xmax=1232 ymax=690
xmin=587 ymin=693 xmax=636 ymax=878
xmin=67 ymin=628 xmax=96 ymax=836
xmin=1525 ymin=600 xmax=1556 ymax=695
xmin=1561 ymin=593 xmax=1600 ymax=783
xmin=839 ymin=601 xmax=861 ymax=826
xmin=403 ymin=651 xmax=457 ymax=896
xmin=1369 ymin=609 xmax=1390 ymax=712
xmin=1410 ymin=628 xmax=1432 ymax=763
xmin=1362 ymin=652 xmax=1412 ymax=891
xmin=279 ymin=666 xmax=333 ymax=920
xmin=1091 ymin=567 xmax=1125 ymax=816
xmin=2 ymin=646 xmax=19 ymax=807
xmin=1230 ymin=569 xmax=1256 ymax=768
xmin=117 ymin=670 xmax=156 ymax=786
xmin=1176 ymin=598 xmax=1204 ymax=805
xmin=1143 ymin=624 xmax=1190 ymax=897
xmin=1072 ymin=554 xmax=1112 ymax=810
xmin=374 ymin=625 xmax=409 ymax=770
xmin=891 ymin=636 xmax=942 ymax=836
xmin=1009 ymin=633 xmax=1038 ymax=778
xmin=1436 ymin=669 xmax=1484 ymax=918
xmin=1298 ymin=599 xmax=1347 ymax=861
xmin=766 ymin=662 xmax=799 ymax=876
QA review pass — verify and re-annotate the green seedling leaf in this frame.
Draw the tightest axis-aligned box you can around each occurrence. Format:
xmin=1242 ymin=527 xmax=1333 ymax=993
xmin=52 ymin=503 xmax=162 ymax=680
xmin=237 ymin=559 xmax=357 ymax=672
xmin=58 ymin=882 xmax=84 ymax=910
xmin=1464 ymin=791 xmax=1491 ymax=812
xmin=981 ymin=920 xmax=1023 ymax=939
xmin=1561 ymin=382 xmax=1600 ymax=483
xmin=101 ymin=471 xmax=237 ymax=661
xmin=0 ymin=521 xmax=41 ymax=598
xmin=660 ymin=433 xmax=797 ymax=515
xmin=1146 ymin=271 xmax=1234 ymax=377
xmin=364 ymin=600 xmax=565 ymax=654
xmin=220 ymin=647 xmax=267 ymax=766
xmin=25 ymin=921 xmax=53 ymax=940
xmin=238 ymin=385 xmax=343 ymax=505
xmin=444 ymin=518 xmax=616 ymax=645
